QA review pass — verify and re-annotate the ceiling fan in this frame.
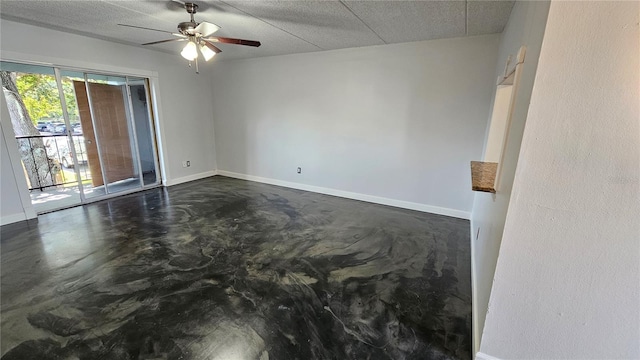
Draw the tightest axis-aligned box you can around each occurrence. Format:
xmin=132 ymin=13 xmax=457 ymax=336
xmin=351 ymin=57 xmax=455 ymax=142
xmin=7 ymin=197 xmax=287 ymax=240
xmin=118 ymin=2 xmax=260 ymax=72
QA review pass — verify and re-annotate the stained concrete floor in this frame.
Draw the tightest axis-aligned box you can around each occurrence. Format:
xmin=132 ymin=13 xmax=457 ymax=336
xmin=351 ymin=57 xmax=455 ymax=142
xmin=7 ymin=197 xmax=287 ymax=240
xmin=1 ymin=176 xmax=472 ymax=360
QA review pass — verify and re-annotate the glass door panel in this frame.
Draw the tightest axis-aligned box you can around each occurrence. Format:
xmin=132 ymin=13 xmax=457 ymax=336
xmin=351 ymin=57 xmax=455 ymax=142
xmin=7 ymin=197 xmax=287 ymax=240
xmin=1 ymin=61 xmax=82 ymax=213
xmin=83 ymin=74 xmax=142 ymax=196
xmin=59 ymin=70 xmax=93 ymax=197
xmin=128 ymin=77 xmax=159 ymax=186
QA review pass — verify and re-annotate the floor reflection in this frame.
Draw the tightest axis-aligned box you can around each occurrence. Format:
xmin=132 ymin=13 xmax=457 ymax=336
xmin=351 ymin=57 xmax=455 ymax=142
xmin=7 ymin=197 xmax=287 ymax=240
xmin=2 ymin=177 xmax=471 ymax=360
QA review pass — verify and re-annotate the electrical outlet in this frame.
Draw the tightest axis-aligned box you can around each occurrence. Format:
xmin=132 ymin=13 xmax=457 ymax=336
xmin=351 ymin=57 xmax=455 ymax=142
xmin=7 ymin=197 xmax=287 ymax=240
xmin=182 ymin=161 xmax=188 ymax=168
xmin=186 ymin=161 xmax=191 ymax=167
xmin=297 ymin=167 xmax=301 ymax=174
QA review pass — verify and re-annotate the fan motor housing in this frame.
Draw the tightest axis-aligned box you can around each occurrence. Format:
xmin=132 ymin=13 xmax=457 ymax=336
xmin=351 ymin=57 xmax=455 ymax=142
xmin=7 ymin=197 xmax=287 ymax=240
xmin=178 ymin=21 xmax=198 ymax=35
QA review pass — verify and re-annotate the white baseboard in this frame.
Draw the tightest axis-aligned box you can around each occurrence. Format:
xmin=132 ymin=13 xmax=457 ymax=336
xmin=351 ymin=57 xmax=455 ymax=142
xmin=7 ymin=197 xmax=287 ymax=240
xmin=164 ymin=170 xmax=217 ymax=187
xmin=24 ymin=206 xmax=37 ymax=220
xmin=475 ymin=352 xmax=502 ymax=360
xmin=215 ymin=170 xmax=470 ymax=219
xmin=1 ymin=212 xmax=28 ymax=226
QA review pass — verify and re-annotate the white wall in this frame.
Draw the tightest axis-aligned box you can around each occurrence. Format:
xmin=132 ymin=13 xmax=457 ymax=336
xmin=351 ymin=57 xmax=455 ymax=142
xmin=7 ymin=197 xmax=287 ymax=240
xmin=211 ymin=35 xmax=499 ymax=218
xmin=0 ymin=20 xmax=217 ymax=223
xmin=0 ymin=128 xmax=25 ymax=224
xmin=479 ymin=1 xmax=639 ymax=359
xmin=1 ymin=95 xmax=36 ymax=225
xmin=469 ymin=0 xmax=550 ymax=351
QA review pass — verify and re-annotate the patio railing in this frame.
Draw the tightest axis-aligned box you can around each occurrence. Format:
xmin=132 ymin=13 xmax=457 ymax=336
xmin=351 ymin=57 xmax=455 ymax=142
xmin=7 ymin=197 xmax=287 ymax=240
xmin=15 ymin=133 xmax=89 ymax=191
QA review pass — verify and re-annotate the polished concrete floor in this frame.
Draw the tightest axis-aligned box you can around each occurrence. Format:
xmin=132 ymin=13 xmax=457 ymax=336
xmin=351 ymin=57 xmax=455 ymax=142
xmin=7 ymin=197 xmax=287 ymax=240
xmin=1 ymin=176 xmax=471 ymax=360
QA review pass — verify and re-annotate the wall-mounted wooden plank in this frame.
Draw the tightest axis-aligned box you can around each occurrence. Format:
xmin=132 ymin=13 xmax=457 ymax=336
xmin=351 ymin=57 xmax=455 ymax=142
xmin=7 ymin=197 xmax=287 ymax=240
xmin=471 ymin=161 xmax=497 ymax=193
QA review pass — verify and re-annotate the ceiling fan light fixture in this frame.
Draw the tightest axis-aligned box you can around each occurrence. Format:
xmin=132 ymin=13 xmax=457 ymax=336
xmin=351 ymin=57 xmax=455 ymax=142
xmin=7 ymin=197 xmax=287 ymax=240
xmin=181 ymin=40 xmax=198 ymax=61
xmin=199 ymin=43 xmax=217 ymax=61
xmin=120 ymin=2 xmax=260 ymax=71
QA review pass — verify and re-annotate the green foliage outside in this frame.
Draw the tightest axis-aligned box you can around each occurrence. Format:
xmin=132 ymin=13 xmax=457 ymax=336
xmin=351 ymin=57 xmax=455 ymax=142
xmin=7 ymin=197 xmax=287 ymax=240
xmin=14 ymin=73 xmax=79 ymax=124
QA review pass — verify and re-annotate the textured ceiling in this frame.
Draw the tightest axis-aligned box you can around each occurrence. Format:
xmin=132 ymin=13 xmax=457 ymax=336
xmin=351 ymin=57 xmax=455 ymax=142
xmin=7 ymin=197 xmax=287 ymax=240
xmin=0 ymin=0 xmax=514 ymax=60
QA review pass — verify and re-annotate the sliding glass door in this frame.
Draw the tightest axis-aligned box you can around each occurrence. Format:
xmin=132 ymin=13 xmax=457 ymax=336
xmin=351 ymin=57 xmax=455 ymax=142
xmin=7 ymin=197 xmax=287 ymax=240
xmin=1 ymin=61 xmax=161 ymax=213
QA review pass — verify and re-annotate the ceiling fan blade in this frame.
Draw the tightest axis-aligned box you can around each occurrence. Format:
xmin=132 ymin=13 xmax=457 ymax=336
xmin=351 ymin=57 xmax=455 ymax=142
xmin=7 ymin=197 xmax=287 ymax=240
xmin=142 ymin=38 xmax=187 ymax=46
xmin=195 ymin=21 xmax=220 ymax=37
xmin=118 ymin=24 xmax=174 ymax=34
xmin=201 ymin=39 xmax=222 ymax=54
xmin=205 ymin=37 xmax=261 ymax=47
